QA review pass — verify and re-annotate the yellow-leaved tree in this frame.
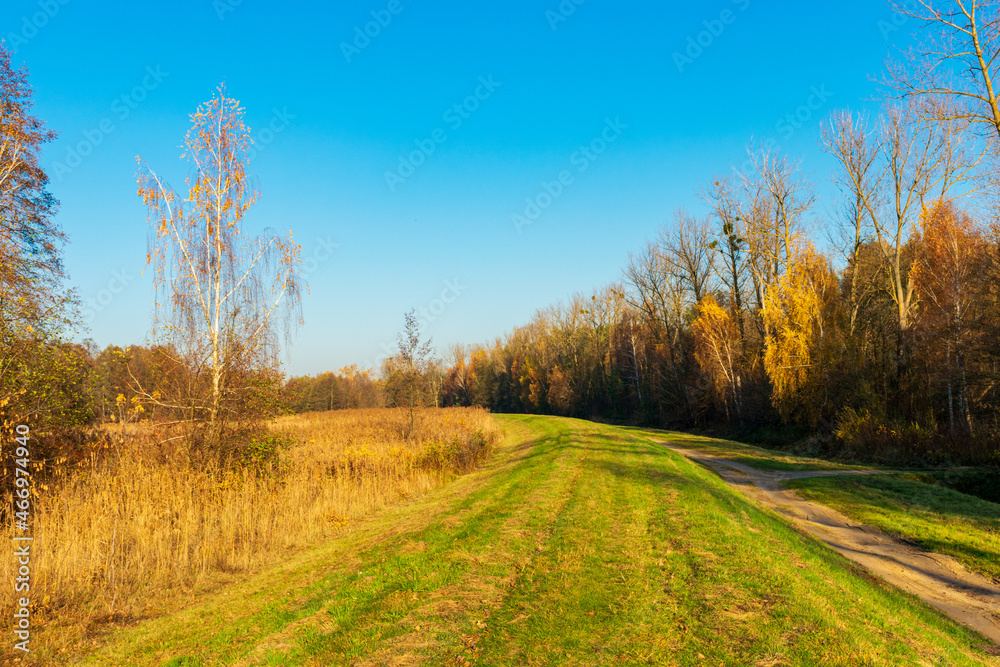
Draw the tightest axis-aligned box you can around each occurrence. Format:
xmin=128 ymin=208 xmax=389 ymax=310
xmin=911 ymin=201 xmax=991 ymax=436
xmin=762 ymin=246 xmax=841 ymax=425
xmin=692 ymin=296 xmax=743 ymax=423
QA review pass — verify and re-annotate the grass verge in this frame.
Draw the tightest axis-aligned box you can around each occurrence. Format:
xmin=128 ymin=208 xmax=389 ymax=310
xmin=629 ymin=427 xmax=866 ymax=472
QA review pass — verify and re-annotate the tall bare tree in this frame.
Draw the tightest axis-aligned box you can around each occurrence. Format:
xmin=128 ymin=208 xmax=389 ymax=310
xmin=822 ymin=110 xmax=884 ymax=336
xmin=658 ymin=209 xmax=717 ymax=305
xmin=137 ymin=85 xmax=303 ymax=442
xmin=880 ymin=104 xmax=952 ymax=356
xmin=887 ymin=0 xmax=1000 ymax=145
xmin=623 ymin=242 xmax=692 ymax=418
xmin=825 ymin=102 xmax=966 ymax=368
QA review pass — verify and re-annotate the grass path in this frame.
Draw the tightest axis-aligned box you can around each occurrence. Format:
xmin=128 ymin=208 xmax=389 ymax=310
xmin=74 ymin=417 xmax=998 ymax=666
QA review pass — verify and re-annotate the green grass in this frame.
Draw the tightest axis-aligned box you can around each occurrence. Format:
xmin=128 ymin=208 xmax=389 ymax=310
xmin=629 ymin=427 xmax=867 ymax=472
xmin=72 ymin=416 xmax=997 ymax=666
xmin=788 ymin=474 xmax=1000 ymax=583
xmin=918 ymin=470 xmax=1000 ymax=505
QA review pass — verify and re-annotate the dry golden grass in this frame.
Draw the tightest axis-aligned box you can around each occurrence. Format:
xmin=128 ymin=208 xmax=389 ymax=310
xmin=0 ymin=407 xmax=500 ymax=659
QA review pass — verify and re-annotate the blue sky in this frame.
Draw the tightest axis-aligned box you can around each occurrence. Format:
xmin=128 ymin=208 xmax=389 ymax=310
xmin=4 ymin=0 xmax=910 ymax=375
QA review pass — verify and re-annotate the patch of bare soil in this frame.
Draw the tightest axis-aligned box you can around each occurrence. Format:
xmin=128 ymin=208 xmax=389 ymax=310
xmin=658 ymin=441 xmax=1000 ymax=646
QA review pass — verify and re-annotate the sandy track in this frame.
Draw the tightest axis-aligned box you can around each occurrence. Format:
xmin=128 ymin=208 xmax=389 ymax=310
xmin=657 ymin=441 xmax=1000 ymax=646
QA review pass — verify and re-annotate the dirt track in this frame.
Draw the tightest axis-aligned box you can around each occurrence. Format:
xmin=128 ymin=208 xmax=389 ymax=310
xmin=658 ymin=441 xmax=1000 ymax=646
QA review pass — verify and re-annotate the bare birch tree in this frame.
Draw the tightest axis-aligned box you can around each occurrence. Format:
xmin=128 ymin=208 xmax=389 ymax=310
xmin=739 ymin=146 xmax=815 ymax=280
xmin=876 ymin=104 xmax=949 ymax=356
xmin=823 ymin=100 xmax=978 ymax=381
xmin=137 ymin=85 xmax=303 ymax=443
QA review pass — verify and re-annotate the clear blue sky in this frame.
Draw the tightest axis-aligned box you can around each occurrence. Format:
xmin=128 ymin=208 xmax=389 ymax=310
xmin=4 ymin=0 xmax=910 ymax=376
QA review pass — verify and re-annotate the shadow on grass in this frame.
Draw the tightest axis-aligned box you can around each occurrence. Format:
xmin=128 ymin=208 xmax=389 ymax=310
xmin=586 ymin=456 xmax=765 ymax=518
xmin=792 ymin=476 xmax=1000 ymax=526
xmin=831 ymin=541 xmax=1000 ymax=598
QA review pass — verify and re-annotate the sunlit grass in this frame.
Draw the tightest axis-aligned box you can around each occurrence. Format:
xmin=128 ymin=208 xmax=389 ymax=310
xmin=629 ymin=427 xmax=867 ymax=472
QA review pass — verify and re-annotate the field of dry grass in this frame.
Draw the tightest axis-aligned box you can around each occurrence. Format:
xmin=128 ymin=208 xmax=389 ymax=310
xmin=0 ymin=407 xmax=500 ymax=661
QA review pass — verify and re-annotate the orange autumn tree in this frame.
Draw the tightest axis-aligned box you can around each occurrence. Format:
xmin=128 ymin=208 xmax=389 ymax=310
xmin=0 ymin=45 xmax=84 ymax=431
xmin=137 ymin=84 xmax=303 ymax=444
xmin=911 ymin=201 xmax=991 ymax=436
xmin=692 ymin=296 xmax=743 ymax=423
xmin=0 ymin=45 xmax=61 ymax=331
xmin=762 ymin=246 xmax=842 ymax=425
